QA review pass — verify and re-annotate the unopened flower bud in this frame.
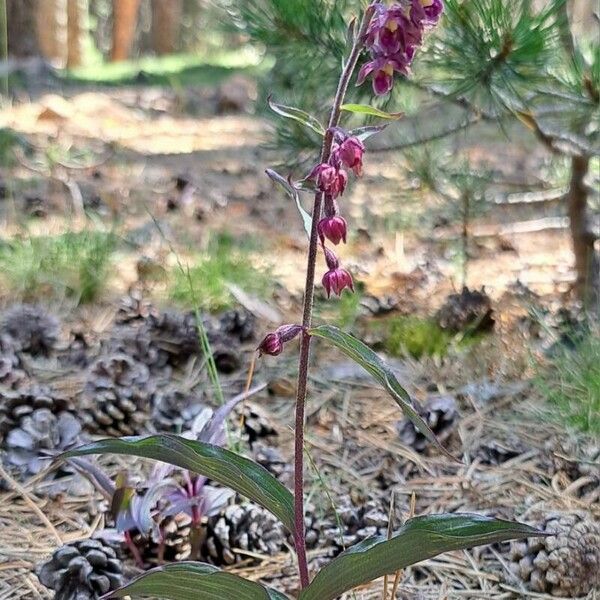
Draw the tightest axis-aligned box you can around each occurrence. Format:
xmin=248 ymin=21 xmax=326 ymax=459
xmin=257 ymin=324 xmax=303 ymax=357
xmin=318 ymin=216 xmax=347 ymax=245
xmin=257 ymin=333 xmax=283 ymax=356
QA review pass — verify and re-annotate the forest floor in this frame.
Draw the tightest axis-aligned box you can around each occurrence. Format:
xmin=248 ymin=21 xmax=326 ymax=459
xmin=0 ymin=68 xmax=598 ymax=600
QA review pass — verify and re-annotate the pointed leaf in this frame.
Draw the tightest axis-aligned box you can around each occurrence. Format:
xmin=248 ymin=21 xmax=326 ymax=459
xmin=347 ymin=124 xmax=389 ymax=142
xmin=267 ymin=96 xmax=325 ymax=136
xmin=308 ymin=325 xmax=457 ymax=461
xmin=104 ymin=562 xmax=291 ymax=600
xmin=340 ymin=103 xmax=404 ymax=120
xmin=59 ymin=434 xmax=295 ymax=533
xmin=300 ymin=514 xmax=544 ymax=600
xmin=266 ymin=168 xmax=312 ymax=237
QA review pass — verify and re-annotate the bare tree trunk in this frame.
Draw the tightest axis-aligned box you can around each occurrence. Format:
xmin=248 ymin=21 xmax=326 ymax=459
xmin=36 ymin=0 xmax=67 ymax=66
xmin=111 ymin=0 xmax=141 ymax=61
xmin=6 ymin=0 xmax=39 ymax=57
xmin=567 ymin=155 xmax=599 ymax=308
xmin=67 ymin=0 xmax=87 ymax=68
xmin=151 ymin=0 xmax=182 ymax=56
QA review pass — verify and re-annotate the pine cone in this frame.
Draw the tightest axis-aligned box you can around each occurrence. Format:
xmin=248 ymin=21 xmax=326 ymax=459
xmin=144 ymin=311 xmax=201 ymax=367
xmin=397 ymin=394 xmax=458 ymax=453
xmin=0 ymin=335 xmax=27 ymax=390
xmin=156 ymin=513 xmax=193 ymax=563
xmin=115 ymin=290 xmax=157 ymax=325
xmin=252 ymin=443 xmax=292 ymax=485
xmin=203 ymin=502 xmax=287 ymax=565
xmin=211 ymin=345 xmax=242 ymax=374
xmin=62 ymin=330 xmax=94 ymax=369
xmin=509 ymin=512 xmax=600 ymax=597
xmin=1 ymin=303 xmax=59 ymax=356
xmin=82 ymin=354 xmax=154 ymax=436
xmin=235 ymin=403 xmax=278 ymax=447
xmin=0 ymin=385 xmax=72 ymax=440
xmin=37 ymin=539 xmax=124 ymax=600
xmin=3 ymin=407 xmax=81 ymax=478
xmin=109 ymin=326 xmax=171 ymax=375
xmin=216 ymin=309 xmax=256 ymax=343
xmin=436 ymin=287 xmax=494 ymax=333
xmin=305 ymin=498 xmax=390 ymax=551
xmin=151 ymin=389 xmax=207 ymax=433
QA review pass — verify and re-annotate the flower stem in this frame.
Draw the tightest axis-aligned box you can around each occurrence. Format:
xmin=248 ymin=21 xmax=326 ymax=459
xmin=293 ymin=7 xmax=375 ymax=589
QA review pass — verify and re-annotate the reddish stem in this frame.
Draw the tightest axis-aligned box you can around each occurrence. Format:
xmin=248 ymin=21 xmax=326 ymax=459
xmin=292 ymin=7 xmax=375 ymax=588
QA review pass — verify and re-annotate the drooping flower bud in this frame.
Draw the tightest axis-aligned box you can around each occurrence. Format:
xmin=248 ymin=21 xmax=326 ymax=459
xmin=309 ymin=163 xmax=348 ymax=199
xmin=322 ymin=247 xmax=354 ymax=298
xmin=318 ymin=215 xmax=347 ymax=245
xmin=257 ymin=324 xmax=303 ymax=357
xmin=337 ymin=137 xmax=365 ymax=176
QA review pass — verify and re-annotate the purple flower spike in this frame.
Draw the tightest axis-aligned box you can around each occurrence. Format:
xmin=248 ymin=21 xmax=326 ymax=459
xmin=318 ymin=215 xmax=348 ymax=245
xmin=358 ymin=0 xmax=443 ymax=96
xmin=257 ymin=324 xmax=304 ymax=357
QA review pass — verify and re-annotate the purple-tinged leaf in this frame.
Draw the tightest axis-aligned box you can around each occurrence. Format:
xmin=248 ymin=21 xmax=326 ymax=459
xmin=59 ymin=434 xmax=296 ymax=533
xmin=300 ymin=514 xmax=545 ymax=600
xmin=103 ymin=562 xmax=291 ymax=600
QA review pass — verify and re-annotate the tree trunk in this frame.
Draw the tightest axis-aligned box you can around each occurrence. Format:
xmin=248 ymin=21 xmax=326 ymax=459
xmin=36 ymin=0 xmax=66 ymax=66
xmin=567 ymin=155 xmax=599 ymax=308
xmin=6 ymin=0 xmax=39 ymax=57
xmin=111 ymin=0 xmax=141 ymax=61
xmin=151 ymin=0 xmax=182 ymax=56
xmin=67 ymin=0 xmax=87 ymax=68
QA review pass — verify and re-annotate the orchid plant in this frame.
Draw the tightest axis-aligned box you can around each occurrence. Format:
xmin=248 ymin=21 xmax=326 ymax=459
xmin=69 ymin=398 xmax=240 ymax=566
xmin=62 ymin=2 xmax=546 ymax=598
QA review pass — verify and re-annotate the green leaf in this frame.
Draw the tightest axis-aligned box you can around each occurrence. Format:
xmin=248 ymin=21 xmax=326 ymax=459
xmin=308 ymin=325 xmax=457 ymax=461
xmin=300 ymin=514 xmax=544 ymax=600
xmin=340 ymin=103 xmax=404 ymax=120
xmin=105 ymin=562 xmax=291 ymax=600
xmin=268 ymin=96 xmax=326 ymax=136
xmin=347 ymin=124 xmax=389 ymax=142
xmin=265 ymin=168 xmax=312 ymax=237
xmin=60 ymin=435 xmax=295 ymax=533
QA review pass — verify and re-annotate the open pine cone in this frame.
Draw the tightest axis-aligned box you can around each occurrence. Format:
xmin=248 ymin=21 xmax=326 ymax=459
xmin=0 ymin=385 xmax=73 ymax=440
xmin=216 ymin=308 xmax=256 ymax=343
xmin=1 ymin=303 xmax=59 ymax=356
xmin=109 ymin=325 xmax=171 ymax=375
xmin=3 ymin=407 xmax=81 ymax=478
xmin=203 ymin=502 xmax=287 ymax=565
xmin=151 ymin=389 xmax=207 ymax=433
xmin=305 ymin=497 xmax=390 ymax=552
xmin=397 ymin=393 xmax=458 ymax=453
xmin=37 ymin=539 xmax=124 ymax=600
xmin=144 ymin=311 xmax=201 ymax=367
xmin=0 ymin=334 xmax=27 ymax=390
xmin=82 ymin=354 xmax=154 ymax=436
xmin=436 ymin=287 xmax=494 ymax=333
xmin=509 ymin=512 xmax=600 ymax=597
